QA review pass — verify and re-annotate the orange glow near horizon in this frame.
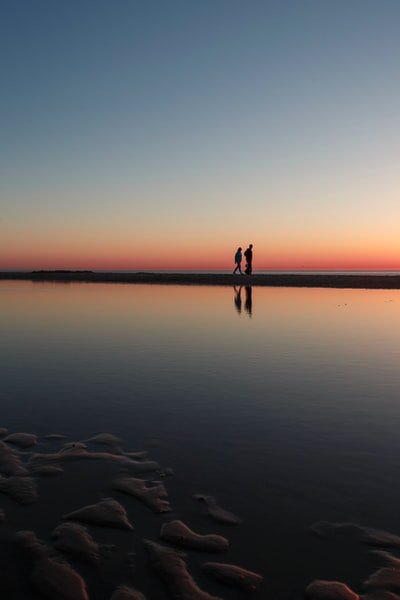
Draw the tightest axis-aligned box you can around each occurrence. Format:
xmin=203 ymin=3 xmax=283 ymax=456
xmin=2 ymin=229 xmax=400 ymax=272
xmin=0 ymin=248 xmax=400 ymax=271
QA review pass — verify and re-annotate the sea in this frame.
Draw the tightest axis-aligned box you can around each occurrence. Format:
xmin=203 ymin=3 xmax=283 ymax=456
xmin=1 ymin=277 xmax=400 ymax=599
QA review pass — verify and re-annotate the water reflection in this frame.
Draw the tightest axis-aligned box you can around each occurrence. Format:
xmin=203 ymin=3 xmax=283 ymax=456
xmin=3 ymin=281 xmax=400 ymax=598
xmin=233 ymin=286 xmax=242 ymax=314
xmin=233 ymin=286 xmax=252 ymax=317
xmin=245 ymin=286 xmax=252 ymax=317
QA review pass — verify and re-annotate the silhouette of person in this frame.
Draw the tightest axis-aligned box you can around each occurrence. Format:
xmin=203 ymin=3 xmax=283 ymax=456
xmin=244 ymin=286 xmax=252 ymax=316
xmin=233 ymin=286 xmax=242 ymax=314
xmin=233 ymin=247 xmax=243 ymax=274
xmin=244 ymin=244 xmax=253 ymax=275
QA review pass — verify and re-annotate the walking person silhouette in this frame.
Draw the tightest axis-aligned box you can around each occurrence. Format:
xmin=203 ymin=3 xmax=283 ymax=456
xmin=233 ymin=247 xmax=243 ymax=274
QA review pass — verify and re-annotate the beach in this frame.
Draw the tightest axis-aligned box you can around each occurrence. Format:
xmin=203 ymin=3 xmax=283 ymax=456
xmin=2 ymin=270 xmax=400 ymax=288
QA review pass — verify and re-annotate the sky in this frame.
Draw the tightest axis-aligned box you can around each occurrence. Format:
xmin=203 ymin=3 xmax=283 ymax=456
xmin=1 ymin=0 xmax=400 ymax=271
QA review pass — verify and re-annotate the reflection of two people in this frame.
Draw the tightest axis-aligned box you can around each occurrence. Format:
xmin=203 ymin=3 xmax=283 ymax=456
xmin=233 ymin=286 xmax=252 ymax=317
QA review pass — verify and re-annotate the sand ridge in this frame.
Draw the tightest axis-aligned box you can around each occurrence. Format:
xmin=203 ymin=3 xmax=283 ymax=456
xmin=2 ymin=270 xmax=400 ymax=289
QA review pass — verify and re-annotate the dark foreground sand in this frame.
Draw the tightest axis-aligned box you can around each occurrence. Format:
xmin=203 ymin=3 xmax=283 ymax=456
xmin=1 ymin=428 xmax=400 ymax=599
xmin=2 ymin=270 xmax=400 ymax=289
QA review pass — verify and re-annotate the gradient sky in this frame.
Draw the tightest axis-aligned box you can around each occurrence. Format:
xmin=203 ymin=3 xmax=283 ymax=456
xmin=2 ymin=0 xmax=400 ymax=271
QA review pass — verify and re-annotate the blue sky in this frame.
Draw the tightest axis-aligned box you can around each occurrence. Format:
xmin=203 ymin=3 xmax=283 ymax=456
xmin=2 ymin=0 xmax=400 ymax=270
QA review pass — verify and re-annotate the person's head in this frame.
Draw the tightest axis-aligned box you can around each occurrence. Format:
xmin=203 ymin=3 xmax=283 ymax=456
xmin=238 ymin=247 xmax=242 ymax=251
xmin=249 ymin=244 xmax=253 ymax=249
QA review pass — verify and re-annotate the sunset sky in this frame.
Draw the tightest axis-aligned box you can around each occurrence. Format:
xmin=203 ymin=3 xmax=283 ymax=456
xmin=2 ymin=0 xmax=400 ymax=271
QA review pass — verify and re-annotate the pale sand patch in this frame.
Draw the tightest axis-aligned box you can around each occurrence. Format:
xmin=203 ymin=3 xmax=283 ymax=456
xmin=63 ymin=497 xmax=133 ymax=530
xmin=310 ymin=521 xmax=400 ymax=548
xmin=3 ymin=432 xmax=38 ymax=448
xmin=0 ymin=474 xmax=37 ymax=504
xmin=305 ymin=580 xmax=359 ymax=599
xmin=30 ymin=464 xmax=64 ymax=476
xmin=360 ymin=550 xmax=400 ymax=597
xmin=110 ymin=585 xmax=146 ymax=600
xmin=194 ymin=494 xmax=242 ymax=524
xmin=51 ymin=522 xmax=104 ymax=564
xmin=364 ymin=567 xmax=400 ymax=593
xmin=203 ymin=561 xmax=263 ymax=592
xmin=45 ymin=433 xmax=67 ymax=440
xmin=160 ymin=519 xmax=229 ymax=552
xmin=28 ymin=444 xmax=159 ymax=474
xmin=307 ymin=525 xmax=400 ymax=598
xmin=85 ymin=433 xmax=123 ymax=447
xmin=15 ymin=529 xmax=48 ymax=558
xmin=122 ymin=451 xmax=148 ymax=460
xmin=371 ymin=551 xmax=400 ymax=567
xmin=144 ymin=539 xmax=222 ymax=600
xmin=0 ymin=440 xmax=26 ymax=476
xmin=32 ymin=557 xmax=89 ymax=600
xmin=16 ymin=530 xmax=89 ymax=600
xmin=112 ymin=476 xmax=171 ymax=513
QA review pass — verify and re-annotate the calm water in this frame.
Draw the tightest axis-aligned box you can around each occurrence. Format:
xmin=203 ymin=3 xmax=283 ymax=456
xmin=2 ymin=280 xmax=400 ymax=598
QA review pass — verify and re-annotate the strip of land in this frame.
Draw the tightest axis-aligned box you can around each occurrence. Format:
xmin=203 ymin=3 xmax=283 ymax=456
xmin=1 ymin=270 xmax=400 ymax=289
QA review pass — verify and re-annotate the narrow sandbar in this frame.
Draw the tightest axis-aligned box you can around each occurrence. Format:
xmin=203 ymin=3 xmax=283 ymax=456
xmin=2 ymin=270 xmax=400 ymax=289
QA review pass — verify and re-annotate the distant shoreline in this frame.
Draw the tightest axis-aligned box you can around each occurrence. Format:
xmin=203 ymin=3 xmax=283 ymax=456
xmin=2 ymin=270 xmax=400 ymax=289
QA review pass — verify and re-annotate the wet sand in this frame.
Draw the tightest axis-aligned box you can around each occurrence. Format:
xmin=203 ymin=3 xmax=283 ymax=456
xmin=2 ymin=270 xmax=400 ymax=289
xmin=0 ymin=429 xmax=260 ymax=600
xmin=1 ymin=428 xmax=399 ymax=599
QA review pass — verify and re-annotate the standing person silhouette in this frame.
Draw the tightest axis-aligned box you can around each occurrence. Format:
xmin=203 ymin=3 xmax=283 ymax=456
xmin=233 ymin=247 xmax=243 ymax=274
xmin=244 ymin=244 xmax=253 ymax=275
